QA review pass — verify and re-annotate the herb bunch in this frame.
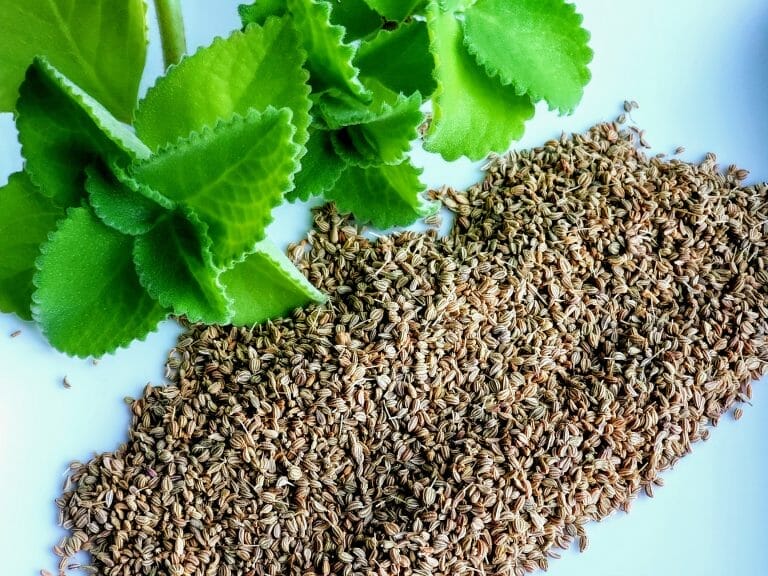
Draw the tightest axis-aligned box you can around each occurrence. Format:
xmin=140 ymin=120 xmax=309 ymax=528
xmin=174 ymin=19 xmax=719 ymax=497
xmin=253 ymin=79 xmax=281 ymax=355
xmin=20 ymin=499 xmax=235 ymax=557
xmin=0 ymin=0 xmax=592 ymax=357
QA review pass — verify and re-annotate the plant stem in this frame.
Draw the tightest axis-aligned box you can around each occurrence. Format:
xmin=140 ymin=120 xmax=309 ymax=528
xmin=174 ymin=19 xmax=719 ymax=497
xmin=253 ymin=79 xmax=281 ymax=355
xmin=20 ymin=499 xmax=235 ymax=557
xmin=154 ymin=0 xmax=187 ymax=68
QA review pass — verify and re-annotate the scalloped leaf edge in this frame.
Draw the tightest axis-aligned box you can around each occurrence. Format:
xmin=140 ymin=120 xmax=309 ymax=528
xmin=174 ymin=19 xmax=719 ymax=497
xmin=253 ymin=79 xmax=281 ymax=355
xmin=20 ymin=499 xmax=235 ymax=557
xmin=27 ymin=57 xmax=151 ymax=160
xmin=131 ymin=208 xmax=234 ymax=324
xmin=329 ymin=90 xmax=423 ymax=167
xmin=130 ymin=106 xmax=299 ymax=269
xmin=135 ymin=17 xmax=312 ymax=151
xmin=287 ymin=0 xmax=371 ymax=102
xmin=30 ymin=207 xmax=167 ymax=358
xmin=329 ymin=161 xmax=439 ymax=230
xmin=224 ymin=237 xmax=328 ymax=324
xmin=461 ymin=0 xmax=593 ymax=114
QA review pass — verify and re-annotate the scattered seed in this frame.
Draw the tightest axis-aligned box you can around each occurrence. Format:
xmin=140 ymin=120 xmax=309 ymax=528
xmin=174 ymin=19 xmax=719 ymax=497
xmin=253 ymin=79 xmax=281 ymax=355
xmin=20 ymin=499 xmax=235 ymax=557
xmin=54 ymin=116 xmax=765 ymax=576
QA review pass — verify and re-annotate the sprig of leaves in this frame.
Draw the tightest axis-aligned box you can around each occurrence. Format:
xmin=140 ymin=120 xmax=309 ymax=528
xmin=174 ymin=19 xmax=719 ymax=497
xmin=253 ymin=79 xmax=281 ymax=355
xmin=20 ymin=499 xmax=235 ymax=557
xmin=2 ymin=37 xmax=322 ymax=356
xmin=0 ymin=0 xmax=592 ymax=357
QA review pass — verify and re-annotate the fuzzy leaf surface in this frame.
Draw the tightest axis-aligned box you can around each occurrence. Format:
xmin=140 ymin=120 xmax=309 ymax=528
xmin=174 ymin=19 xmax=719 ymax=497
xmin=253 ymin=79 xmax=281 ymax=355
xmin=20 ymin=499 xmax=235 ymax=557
xmin=221 ymin=239 xmax=327 ymax=325
xmin=363 ymin=0 xmax=424 ymax=20
xmin=131 ymin=108 xmax=299 ymax=268
xmin=16 ymin=58 xmax=151 ymax=207
xmin=326 ymin=160 xmax=436 ymax=229
xmin=0 ymin=172 xmax=65 ymax=320
xmin=463 ymin=0 xmax=592 ymax=113
xmin=315 ymin=89 xmax=376 ymax=129
xmin=289 ymin=128 xmax=347 ymax=202
xmin=356 ymin=20 xmax=436 ymax=97
xmin=135 ymin=17 xmax=310 ymax=151
xmin=0 ymin=0 xmax=147 ymax=121
xmin=326 ymin=0 xmax=382 ymax=39
xmin=133 ymin=210 xmax=231 ymax=324
xmin=439 ymin=0 xmax=475 ymax=12
xmin=287 ymin=0 xmax=370 ymax=101
xmin=238 ymin=0 xmax=286 ymax=25
xmin=424 ymin=5 xmax=534 ymax=160
xmin=317 ymin=77 xmax=412 ymax=127
xmin=86 ymin=165 xmax=172 ymax=236
xmin=32 ymin=207 xmax=166 ymax=358
xmin=331 ymin=91 xmax=423 ymax=167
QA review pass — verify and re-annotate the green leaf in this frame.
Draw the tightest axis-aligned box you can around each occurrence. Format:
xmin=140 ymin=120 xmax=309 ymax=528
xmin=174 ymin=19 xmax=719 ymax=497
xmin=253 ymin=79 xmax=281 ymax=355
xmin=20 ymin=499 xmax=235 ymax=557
xmin=289 ymin=128 xmax=348 ymax=202
xmin=135 ymin=17 xmax=310 ymax=152
xmin=221 ymin=239 xmax=327 ymax=325
xmin=317 ymin=78 xmax=413 ymax=128
xmin=424 ymin=4 xmax=534 ymax=161
xmin=0 ymin=0 xmax=147 ymax=121
xmin=330 ymin=91 xmax=423 ymax=167
xmin=131 ymin=108 xmax=300 ymax=268
xmin=315 ymin=89 xmax=376 ymax=129
xmin=238 ymin=0 xmax=286 ymax=25
xmin=286 ymin=0 xmax=370 ymax=101
xmin=326 ymin=160 xmax=437 ymax=229
xmin=439 ymin=0 xmax=475 ymax=12
xmin=326 ymin=0 xmax=383 ymax=40
xmin=356 ymin=20 xmax=437 ymax=97
xmin=0 ymin=172 xmax=65 ymax=320
xmin=462 ymin=0 xmax=592 ymax=113
xmin=16 ymin=58 xmax=151 ymax=207
xmin=363 ymin=0 xmax=424 ymax=20
xmin=133 ymin=210 xmax=231 ymax=324
xmin=85 ymin=164 xmax=173 ymax=236
xmin=32 ymin=207 xmax=166 ymax=358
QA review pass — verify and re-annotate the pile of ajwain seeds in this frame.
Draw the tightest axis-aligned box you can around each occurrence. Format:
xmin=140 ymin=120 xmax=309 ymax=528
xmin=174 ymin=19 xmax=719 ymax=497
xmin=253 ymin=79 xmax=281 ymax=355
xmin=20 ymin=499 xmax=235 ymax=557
xmin=53 ymin=116 xmax=768 ymax=576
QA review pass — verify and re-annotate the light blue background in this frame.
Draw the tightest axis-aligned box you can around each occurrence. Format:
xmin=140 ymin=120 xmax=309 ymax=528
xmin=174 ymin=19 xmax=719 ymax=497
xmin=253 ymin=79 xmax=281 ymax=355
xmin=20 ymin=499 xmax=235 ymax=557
xmin=1 ymin=2 xmax=767 ymax=575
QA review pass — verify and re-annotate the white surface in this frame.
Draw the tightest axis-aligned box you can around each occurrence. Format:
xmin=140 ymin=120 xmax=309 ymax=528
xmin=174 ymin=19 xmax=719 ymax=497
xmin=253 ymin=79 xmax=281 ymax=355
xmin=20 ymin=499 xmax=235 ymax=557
xmin=1 ymin=1 xmax=767 ymax=574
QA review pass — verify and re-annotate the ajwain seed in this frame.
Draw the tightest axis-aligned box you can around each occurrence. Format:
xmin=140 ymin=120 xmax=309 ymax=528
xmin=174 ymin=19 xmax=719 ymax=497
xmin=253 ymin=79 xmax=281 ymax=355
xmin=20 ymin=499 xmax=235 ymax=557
xmin=52 ymin=116 xmax=768 ymax=576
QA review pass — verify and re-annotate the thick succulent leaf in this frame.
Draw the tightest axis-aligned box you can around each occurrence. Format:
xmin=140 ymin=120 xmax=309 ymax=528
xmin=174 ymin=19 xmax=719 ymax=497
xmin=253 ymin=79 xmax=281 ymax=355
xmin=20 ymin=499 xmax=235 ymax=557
xmin=32 ymin=207 xmax=166 ymax=358
xmin=135 ymin=17 xmax=310 ymax=151
xmin=330 ymin=91 xmax=423 ymax=167
xmin=0 ymin=172 xmax=65 ymax=320
xmin=326 ymin=160 xmax=437 ymax=229
xmin=424 ymin=5 xmax=534 ymax=161
xmin=221 ymin=239 xmax=327 ymax=325
xmin=462 ymin=0 xmax=592 ymax=113
xmin=85 ymin=164 xmax=173 ymax=236
xmin=238 ymin=0 xmax=286 ymax=25
xmin=131 ymin=108 xmax=299 ymax=268
xmin=315 ymin=89 xmax=377 ymax=129
xmin=16 ymin=58 xmax=151 ymax=207
xmin=356 ymin=20 xmax=436 ymax=97
xmin=288 ymin=128 xmax=348 ymax=202
xmin=317 ymin=77 xmax=407 ymax=128
xmin=363 ymin=0 xmax=424 ymax=20
xmin=439 ymin=0 xmax=475 ymax=12
xmin=327 ymin=0 xmax=383 ymax=40
xmin=286 ymin=0 xmax=370 ymax=101
xmin=0 ymin=0 xmax=147 ymax=121
xmin=237 ymin=1 xmax=389 ymax=61
xmin=133 ymin=210 xmax=231 ymax=324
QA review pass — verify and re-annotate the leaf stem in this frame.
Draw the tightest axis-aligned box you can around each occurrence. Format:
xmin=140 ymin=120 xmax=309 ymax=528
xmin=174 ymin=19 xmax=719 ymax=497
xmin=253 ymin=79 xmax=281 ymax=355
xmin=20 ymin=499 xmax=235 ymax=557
xmin=154 ymin=0 xmax=187 ymax=68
